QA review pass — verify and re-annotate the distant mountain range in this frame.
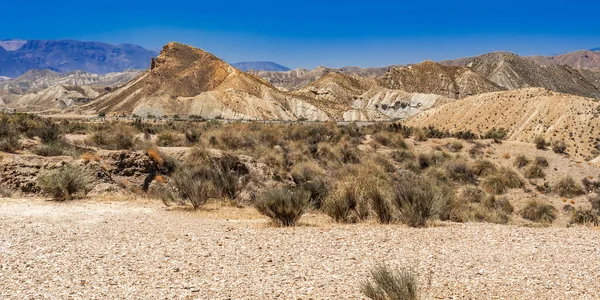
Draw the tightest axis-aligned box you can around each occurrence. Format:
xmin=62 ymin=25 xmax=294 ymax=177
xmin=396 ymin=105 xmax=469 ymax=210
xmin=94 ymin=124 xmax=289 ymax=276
xmin=231 ymin=61 xmax=291 ymax=71
xmin=0 ymin=39 xmax=157 ymax=77
xmin=591 ymin=47 xmax=600 ymax=52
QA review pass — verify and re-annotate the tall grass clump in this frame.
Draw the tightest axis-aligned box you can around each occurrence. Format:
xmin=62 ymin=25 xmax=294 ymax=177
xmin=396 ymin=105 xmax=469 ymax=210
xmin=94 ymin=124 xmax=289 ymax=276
xmin=254 ymin=187 xmax=311 ymax=226
xmin=361 ymin=264 xmax=421 ymax=300
xmin=553 ymin=176 xmax=585 ymax=197
xmin=520 ymin=200 xmax=557 ymax=223
xmin=37 ymin=165 xmax=94 ymax=201
xmin=481 ymin=167 xmax=524 ymax=195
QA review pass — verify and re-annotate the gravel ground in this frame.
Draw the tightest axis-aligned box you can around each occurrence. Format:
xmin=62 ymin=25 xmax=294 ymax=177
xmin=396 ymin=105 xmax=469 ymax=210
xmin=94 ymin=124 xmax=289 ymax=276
xmin=1 ymin=198 xmax=599 ymax=299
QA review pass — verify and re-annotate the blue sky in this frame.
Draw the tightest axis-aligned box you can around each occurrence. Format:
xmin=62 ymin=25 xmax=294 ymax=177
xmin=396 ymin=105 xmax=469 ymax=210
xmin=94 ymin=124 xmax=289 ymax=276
xmin=2 ymin=0 xmax=599 ymax=68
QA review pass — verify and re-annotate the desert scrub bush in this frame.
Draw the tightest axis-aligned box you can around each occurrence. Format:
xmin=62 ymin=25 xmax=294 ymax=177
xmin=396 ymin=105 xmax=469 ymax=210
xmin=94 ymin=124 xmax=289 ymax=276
xmin=534 ymin=135 xmax=547 ymax=150
xmin=417 ymin=151 xmax=448 ymax=169
xmin=157 ymin=131 xmax=184 ymax=147
xmin=37 ymin=164 xmax=94 ymax=201
xmin=551 ymin=140 xmax=567 ymax=154
xmin=361 ymin=264 xmax=420 ymax=300
xmin=254 ymin=186 xmax=311 ymax=226
xmin=390 ymin=150 xmax=415 ymax=163
xmin=88 ymin=125 xmax=136 ymax=150
xmin=0 ymin=135 xmax=20 ymax=153
xmin=468 ymin=142 xmax=486 ymax=158
xmin=287 ymin=122 xmax=340 ymax=144
xmin=534 ymin=156 xmax=549 ymax=168
xmin=444 ymin=159 xmax=476 ymax=184
xmin=162 ymin=164 xmax=215 ymax=209
xmin=513 ymin=155 xmax=530 ymax=168
xmin=523 ymin=164 xmax=545 ymax=179
xmin=412 ymin=128 xmax=428 ymax=141
xmin=483 ymin=127 xmax=507 ymax=143
xmin=553 ymin=176 xmax=585 ymax=197
xmin=33 ymin=142 xmax=65 ymax=157
xmin=446 ymin=141 xmax=464 ymax=153
xmin=481 ymin=167 xmax=524 ymax=195
xmin=520 ymin=200 xmax=557 ymax=223
xmin=391 ymin=171 xmax=453 ymax=227
xmin=569 ymin=208 xmax=599 ymax=226
xmin=339 ymin=143 xmax=361 ymax=164
xmin=451 ymin=189 xmax=513 ymax=224
xmin=373 ymin=132 xmax=407 ymax=149
xmin=471 ymin=159 xmax=497 ymax=176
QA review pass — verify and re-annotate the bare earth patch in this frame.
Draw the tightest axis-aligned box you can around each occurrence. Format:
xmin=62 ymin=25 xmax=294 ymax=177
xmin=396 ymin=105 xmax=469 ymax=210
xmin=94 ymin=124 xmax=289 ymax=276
xmin=1 ymin=198 xmax=599 ymax=299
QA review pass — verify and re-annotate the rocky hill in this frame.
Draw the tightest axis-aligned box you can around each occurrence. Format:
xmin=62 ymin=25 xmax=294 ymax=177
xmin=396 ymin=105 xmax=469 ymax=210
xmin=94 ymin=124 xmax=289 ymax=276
xmin=0 ymin=85 xmax=104 ymax=111
xmin=250 ymin=65 xmax=394 ymax=91
xmin=467 ymin=52 xmax=600 ymax=98
xmin=78 ymin=42 xmax=333 ymax=121
xmin=528 ymin=50 xmax=600 ymax=70
xmin=232 ymin=61 xmax=290 ymax=71
xmin=378 ymin=61 xmax=503 ymax=99
xmin=407 ymin=88 xmax=600 ymax=158
xmin=0 ymin=69 xmax=141 ymax=94
xmin=0 ymin=39 xmax=157 ymax=77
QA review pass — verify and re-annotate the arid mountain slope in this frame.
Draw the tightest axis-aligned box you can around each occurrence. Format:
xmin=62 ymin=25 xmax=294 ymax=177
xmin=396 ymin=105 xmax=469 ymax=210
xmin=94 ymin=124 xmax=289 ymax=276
xmin=467 ymin=52 xmax=600 ymax=98
xmin=529 ymin=50 xmax=600 ymax=70
xmin=407 ymin=88 xmax=600 ymax=158
xmin=293 ymin=72 xmax=454 ymax=120
xmin=80 ymin=42 xmax=331 ymax=121
xmin=0 ymin=85 xmax=103 ymax=111
xmin=378 ymin=61 xmax=503 ymax=99
xmin=0 ymin=69 xmax=141 ymax=93
xmin=250 ymin=65 xmax=394 ymax=91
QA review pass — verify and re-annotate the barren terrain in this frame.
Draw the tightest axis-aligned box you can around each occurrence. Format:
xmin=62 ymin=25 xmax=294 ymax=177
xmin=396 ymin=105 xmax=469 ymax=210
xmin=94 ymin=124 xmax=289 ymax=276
xmin=1 ymin=198 xmax=599 ymax=299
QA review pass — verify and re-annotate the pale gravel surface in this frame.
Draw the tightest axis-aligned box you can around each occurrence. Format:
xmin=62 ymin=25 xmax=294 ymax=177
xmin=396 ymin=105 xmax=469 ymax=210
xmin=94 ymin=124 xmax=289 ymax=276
xmin=1 ymin=198 xmax=600 ymax=299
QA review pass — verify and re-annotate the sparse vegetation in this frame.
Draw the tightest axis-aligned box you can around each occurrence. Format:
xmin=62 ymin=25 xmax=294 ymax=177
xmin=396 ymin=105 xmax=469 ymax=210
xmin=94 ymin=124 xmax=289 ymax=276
xmin=520 ymin=200 xmax=557 ymax=223
xmin=37 ymin=165 xmax=94 ymax=201
xmin=553 ymin=176 xmax=585 ymax=197
xmin=481 ymin=167 xmax=524 ymax=194
xmin=361 ymin=264 xmax=421 ymax=300
xmin=254 ymin=187 xmax=311 ymax=226
xmin=551 ymin=140 xmax=567 ymax=154
xmin=534 ymin=135 xmax=547 ymax=150
xmin=570 ymin=208 xmax=599 ymax=226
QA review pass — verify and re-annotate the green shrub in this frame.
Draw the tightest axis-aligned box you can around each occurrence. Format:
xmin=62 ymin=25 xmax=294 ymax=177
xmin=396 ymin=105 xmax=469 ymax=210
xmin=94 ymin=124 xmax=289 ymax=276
xmin=37 ymin=165 xmax=94 ymax=201
xmin=157 ymin=131 xmax=183 ymax=147
xmin=483 ymin=127 xmax=507 ymax=143
xmin=322 ymin=184 xmax=368 ymax=223
xmin=165 ymin=164 xmax=215 ymax=209
xmin=361 ymin=264 xmax=420 ymax=300
xmin=553 ymin=176 xmax=585 ymax=197
xmin=520 ymin=200 xmax=557 ymax=223
xmin=254 ymin=187 xmax=311 ymax=226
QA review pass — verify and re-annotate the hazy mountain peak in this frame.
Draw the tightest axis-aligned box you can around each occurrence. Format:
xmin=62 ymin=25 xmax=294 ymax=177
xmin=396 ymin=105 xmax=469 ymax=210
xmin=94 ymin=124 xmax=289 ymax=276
xmin=0 ymin=39 xmax=27 ymax=51
xmin=232 ymin=61 xmax=290 ymax=71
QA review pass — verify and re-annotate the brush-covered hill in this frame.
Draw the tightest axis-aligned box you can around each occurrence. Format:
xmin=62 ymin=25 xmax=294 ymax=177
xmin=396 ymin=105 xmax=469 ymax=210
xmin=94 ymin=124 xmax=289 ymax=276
xmin=292 ymin=72 xmax=454 ymax=120
xmin=378 ymin=61 xmax=503 ymax=99
xmin=467 ymin=52 xmax=600 ymax=98
xmin=407 ymin=88 xmax=600 ymax=159
xmin=79 ymin=42 xmax=331 ymax=121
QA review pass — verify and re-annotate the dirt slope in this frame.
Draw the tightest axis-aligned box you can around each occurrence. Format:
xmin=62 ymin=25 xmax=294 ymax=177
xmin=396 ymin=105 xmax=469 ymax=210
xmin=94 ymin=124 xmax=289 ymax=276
xmin=407 ymin=88 xmax=600 ymax=159
xmin=0 ymin=85 xmax=103 ymax=111
xmin=378 ymin=61 xmax=503 ymax=99
xmin=529 ymin=50 xmax=600 ymax=70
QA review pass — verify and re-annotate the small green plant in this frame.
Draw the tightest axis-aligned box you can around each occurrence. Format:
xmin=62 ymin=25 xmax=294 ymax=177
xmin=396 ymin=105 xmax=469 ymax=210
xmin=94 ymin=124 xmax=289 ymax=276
xmin=37 ymin=165 xmax=94 ymax=201
xmin=361 ymin=264 xmax=420 ymax=300
xmin=520 ymin=200 xmax=557 ymax=223
xmin=254 ymin=187 xmax=311 ymax=226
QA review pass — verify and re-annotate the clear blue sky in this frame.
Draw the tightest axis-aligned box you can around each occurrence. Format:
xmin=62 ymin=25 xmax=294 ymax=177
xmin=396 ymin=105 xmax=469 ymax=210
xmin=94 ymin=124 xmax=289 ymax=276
xmin=2 ymin=0 xmax=599 ymax=69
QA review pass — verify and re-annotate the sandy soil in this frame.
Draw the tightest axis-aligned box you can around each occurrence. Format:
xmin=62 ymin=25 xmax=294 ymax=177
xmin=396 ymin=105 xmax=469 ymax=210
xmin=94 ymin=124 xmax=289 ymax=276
xmin=1 ymin=197 xmax=599 ymax=299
